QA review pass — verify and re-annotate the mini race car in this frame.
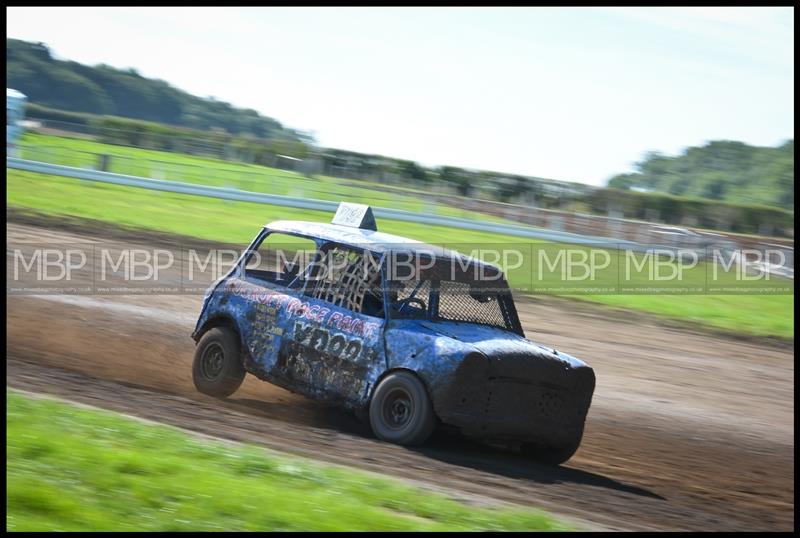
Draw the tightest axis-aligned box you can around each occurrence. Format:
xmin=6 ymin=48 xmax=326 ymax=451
xmin=191 ymin=203 xmax=595 ymax=464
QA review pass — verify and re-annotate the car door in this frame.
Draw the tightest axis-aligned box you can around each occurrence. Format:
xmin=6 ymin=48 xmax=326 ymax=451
xmin=274 ymin=243 xmax=387 ymax=407
xmin=235 ymin=230 xmax=319 ymax=382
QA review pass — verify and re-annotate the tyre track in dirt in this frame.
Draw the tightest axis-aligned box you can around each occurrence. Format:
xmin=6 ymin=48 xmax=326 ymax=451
xmin=6 ymin=218 xmax=795 ymax=530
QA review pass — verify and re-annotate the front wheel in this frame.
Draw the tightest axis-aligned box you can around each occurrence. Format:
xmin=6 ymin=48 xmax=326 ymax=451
xmin=369 ymin=371 xmax=436 ymax=446
xmin=192 ymin=327 xmax=246 ymax=397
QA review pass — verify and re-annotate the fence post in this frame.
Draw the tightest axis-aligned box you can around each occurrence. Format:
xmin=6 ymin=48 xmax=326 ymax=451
xmin=98 ymin=154 xmax=111 ymax=172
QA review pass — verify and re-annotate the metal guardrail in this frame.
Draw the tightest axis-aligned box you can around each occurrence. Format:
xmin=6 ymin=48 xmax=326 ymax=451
xmin=4 ymin=156 xmax=715 ymax=255
xmin=14 ymin=143 xmax=426 ymax=208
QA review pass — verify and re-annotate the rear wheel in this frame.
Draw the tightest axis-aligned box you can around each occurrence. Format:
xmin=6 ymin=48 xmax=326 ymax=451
xmin=369 ymin=371 xmax=435 ymax=446
xmin=192 ymin=327 xmax=246 ymax=397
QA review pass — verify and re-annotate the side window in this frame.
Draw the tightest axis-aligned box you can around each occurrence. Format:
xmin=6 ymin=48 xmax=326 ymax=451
xmin=305 ymin=244 xmax=384 ymax=318
xmin=244 ymin=232 xmax=318 ymax=288
xmin=388 ymin=279 xmax=431 ymax=319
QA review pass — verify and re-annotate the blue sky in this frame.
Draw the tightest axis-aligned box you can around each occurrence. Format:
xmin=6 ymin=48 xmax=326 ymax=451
xmin=6 ymin=7 xmax=794 ymax=186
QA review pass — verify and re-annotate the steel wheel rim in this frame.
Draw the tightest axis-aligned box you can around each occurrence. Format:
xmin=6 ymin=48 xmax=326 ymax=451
xmin=200 ymin=342 xmax=225 ymax=380
xmin=382 ymin=387 xmax=413 ymax=430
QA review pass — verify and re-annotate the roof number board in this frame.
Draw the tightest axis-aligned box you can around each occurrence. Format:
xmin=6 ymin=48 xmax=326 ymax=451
xmin=331 ymin=203 xmax=378 ymax=231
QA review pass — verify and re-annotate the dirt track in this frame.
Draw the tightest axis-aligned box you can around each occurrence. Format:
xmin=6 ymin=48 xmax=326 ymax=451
xmin=6 ymin=218 xmax=795 ymax=531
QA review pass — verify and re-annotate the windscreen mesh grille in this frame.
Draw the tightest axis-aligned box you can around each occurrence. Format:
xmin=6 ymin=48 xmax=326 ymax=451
xmin=309 ymin=247 xmax=381 ymax=313
xmin=436 ymin=280 xmax=509 ymax=331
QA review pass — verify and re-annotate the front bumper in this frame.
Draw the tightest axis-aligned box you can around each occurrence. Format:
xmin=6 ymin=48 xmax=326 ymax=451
xmin=433 ymin=353 xmax=595 ymax=446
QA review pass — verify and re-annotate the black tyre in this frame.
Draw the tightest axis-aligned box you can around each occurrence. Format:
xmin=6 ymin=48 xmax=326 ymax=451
xmin=192 ymin=327 xmax=246 ymax=397
xmin=369 ymin=371 xmax=436 ymax=446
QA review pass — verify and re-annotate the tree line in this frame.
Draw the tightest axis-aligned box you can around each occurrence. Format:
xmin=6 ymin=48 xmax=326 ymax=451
xmin=7 ymin=38 xmax=313 ymax=143
xmin=609 ymin=140 xmax=794 ymax=211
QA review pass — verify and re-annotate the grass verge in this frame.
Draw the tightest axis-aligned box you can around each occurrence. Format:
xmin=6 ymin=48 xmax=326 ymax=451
xmin=16 ymin=132 xmax=515 ymax=224
xmin=6 ymin=389 xmax=567 ymax=531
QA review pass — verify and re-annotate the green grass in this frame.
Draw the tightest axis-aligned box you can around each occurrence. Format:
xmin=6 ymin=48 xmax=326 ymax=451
xmin=6 ymin=168 xmax=794 ymax=339
xmin=16 ymin=132 xmax=517 ymax=225
xmin=6 ymin=389 xmax=567 ymax=531
xmin=6 ymin=168 xmax=532 ymax=244
xmin=583 ymin=293 xmax=793 ymax=338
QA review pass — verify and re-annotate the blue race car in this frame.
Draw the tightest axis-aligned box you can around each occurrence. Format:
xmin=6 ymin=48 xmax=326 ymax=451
xmin=191 ymin=203 xmax=595 ymax=464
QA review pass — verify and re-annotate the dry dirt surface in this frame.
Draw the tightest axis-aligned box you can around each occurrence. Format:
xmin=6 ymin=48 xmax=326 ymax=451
xmin=6 ymin=218 xmax=795 ymax=531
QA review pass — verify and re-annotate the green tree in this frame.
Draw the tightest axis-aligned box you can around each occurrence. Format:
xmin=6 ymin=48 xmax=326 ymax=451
xmin=439 ymin=166 xmax=472 ymax=196
xmin=606 ymin=139 xmax=794 ymax=210
xmin=6 ymin=38 xmax=312 ymax=145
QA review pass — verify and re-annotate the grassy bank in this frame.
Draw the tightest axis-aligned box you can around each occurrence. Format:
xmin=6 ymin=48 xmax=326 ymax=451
xmin=16 ymin=132 xmax=511 ymax=223
xmin=6 ymin=168 xmax=793 ymax=339
xmin=6 ymin=389 xmax=566 ymax=531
